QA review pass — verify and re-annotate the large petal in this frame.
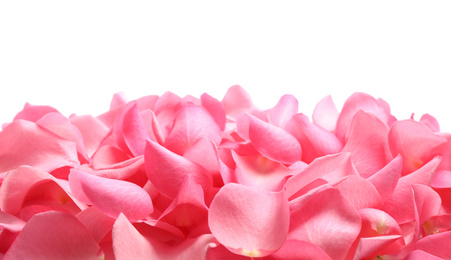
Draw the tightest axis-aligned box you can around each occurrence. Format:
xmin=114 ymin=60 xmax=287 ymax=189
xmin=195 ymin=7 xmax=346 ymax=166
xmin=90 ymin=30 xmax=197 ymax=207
xmin=209 ymin=183 xmax=290 ymax=257
xmin=164 ymin=104 xmax=221 ymax=155
xmin=0 ymin=120 xmax=78 ymax=173
xmin=4 ymin=211 xmax=99 ymax=260
xmin=144 ymin=140 xmax=212 ymax=199
xmin=71 ymin=169 xmax=153 ymax=222
xmin=342 ymin=111 xmax=392 ymax=178
xmin=248 ymin=114 xmax=302 ymax=164
xmin=288 ymin=187 xmax=361 ymax=260
xmin=415 ymin=231 xmax=451 ymax=259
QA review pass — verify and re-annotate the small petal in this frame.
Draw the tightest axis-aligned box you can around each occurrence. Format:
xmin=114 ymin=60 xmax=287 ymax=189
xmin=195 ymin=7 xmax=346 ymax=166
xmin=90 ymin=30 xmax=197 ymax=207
xmin=312 ymin=95 xmax=339 ymax=132
xmin=266 ymin=94 xmax=298 ymax=128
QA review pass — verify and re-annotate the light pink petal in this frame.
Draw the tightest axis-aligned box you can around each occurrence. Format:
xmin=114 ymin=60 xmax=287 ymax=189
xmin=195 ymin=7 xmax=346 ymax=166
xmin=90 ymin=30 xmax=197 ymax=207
xmin=209 ymin=183 xmax=290 ymax=257
xmin=232 ymin=151 xmax=293 ymax=191
xmin=266 ymin=94 xmax=298 ymax=128
xmin=110 ymin=92 xmax=128 ymax=109
xmin=415 ymin=231 xmax=451 ymax=259
xmin=336 ymin=92 xmax=390 ymax=142
xmin=112 ymin=213 xmax=157 ymax=259
xmin=333 ymin=175 xmax=382 ymax=210
xmin=164 ymin=104 xmax=221 ymax=155
xmin=153 ymin=91 xmax=184 ymax=137
xmin=288 ymin=187 xmax=361 ymax=260
xmin=420 ymin=114 xmax=440 ymax=132
xmin=158 ymin=176 xmax=209 ymax=229
xmin=0 ymin=212 xmax=26 ymax=233
xmin=285 ymin=153 xmax=358 ymax=200
xmin=264 ymin=240 xmax=331 ymax=260
xmin=388 ymin=120 xmax=447 ymax=174
xmin=145 ymin=140 xmax=212 ymax=199
xmin=405 ymin=250 xmax=443 ymax=260
xmin=312 ymin=95 xmax=339 ymax=132
xmin=0 ymin=120 xmax=78 ymax=173
xmin=72 ymin=169 xmax=153 ymax=222
xmin=342 ymin=111 xmax=392 ymax=178
xmin=412 ymin=184 xmax=441 ymax=225
xmin=76 ymin=207 xmax=115 ymax=243
xmin=13 ymin=103 xmax=59 ymax=122
xmin=70 ymin=114 xmax=109 ymax=158
xmin=286 ymin=113 xmax=342 ymax=163
xmin=4 ymin=211 xmax=99 ymax=260
xmin=381 ymin=156 xmax=441 ymax=223
xmin=222 ymin=85 xmax=254 ymax=118
xmin=353 ymin=235 xmax=403 ymax=260
xmin=79 ymin=155 xmax=144 ymax=181
xmin=37 ymin=112 xmax=89 ymax=162
xmin=368 ymin=155 xmax=402 ymax=202
xmin=248 ymin=114 xmax=302 ymax=164
xmin=201 ymin=93 xmax=226 ymax=131
xmin=431 ymin=170 xmax=451 ymax=188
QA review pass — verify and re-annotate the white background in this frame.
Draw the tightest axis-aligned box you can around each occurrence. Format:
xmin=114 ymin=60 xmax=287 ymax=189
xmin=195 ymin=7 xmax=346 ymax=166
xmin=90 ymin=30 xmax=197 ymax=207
xmin=1 ymin=1 xmax=450 ymax=132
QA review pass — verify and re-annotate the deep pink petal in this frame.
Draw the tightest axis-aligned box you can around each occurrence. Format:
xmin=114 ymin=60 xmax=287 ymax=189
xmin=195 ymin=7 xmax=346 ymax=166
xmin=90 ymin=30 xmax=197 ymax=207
xmin=336 ymin=92 xmax=390 ymax=142
xmin=381 ymin=156 xmax=441 ymax=223
xmin=368 ymin=155 xmax=402 ymax=202
xmin=285 ymin=153 xmax=358 ymax=200
xmin=0 ymin=212 xmax=26 ymax=233
xmin=4 ymin=211 xmax=99 ymax=260
xmin=333 ymin=175 xmax=382 ymax=210
xmin=388 ymin=120 xmax=447 ymax=174
xmin=405 ymin=250 xmax=443 ymax=260
xmin=312 ymin=95 xmax=339 ymax=132
xmin=342 ymin=111 xmax=392 ymax=178
xmin=201 ymin=93 xmax=226 ymax=131
xmin=72 ymin=169 xmax=153 ymax=222
xmin=286 ymin=113 xmax=342 ymax=163
xmin=248 ymin=114 xmax=302 ymax=164
xmin=359 ymin=208 xmax=403 ymax=238
xmin=412 ymin=184 xmax=441 ymax=225
xmin=209 ymin=183 xmax=290 ymax=257
xmin=0 ymin=120 xmax=78 ymax=173
xmin=144 ymin=140 xmax=212 ymax=199
xmin=164 ymin=104 xmax=221 ymax=155
xmin=266 ymin=94 xmax=298 ymax=128
xmin=222 ymin=85 xmax=254 ymax=118
xmin=288 ymin=187 xmax=361 ymax=260
xmin=354 ymin=235 xmax=403 ymax=260
xmin=415 ymin=231 xmax=451 ymax=259
xmin=264 ymin=240 xmax=331 ymax=260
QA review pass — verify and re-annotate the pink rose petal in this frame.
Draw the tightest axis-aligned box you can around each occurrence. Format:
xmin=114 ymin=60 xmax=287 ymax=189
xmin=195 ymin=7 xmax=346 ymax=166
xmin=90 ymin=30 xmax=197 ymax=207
xmin=266 ymin=94 xmax=298 ymax=128
xmin=312 ymin=95 xmax=339 ymax=132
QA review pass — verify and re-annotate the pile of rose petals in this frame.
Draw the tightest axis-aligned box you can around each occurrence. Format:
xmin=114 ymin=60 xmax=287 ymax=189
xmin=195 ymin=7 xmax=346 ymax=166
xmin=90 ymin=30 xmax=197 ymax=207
xmin=1 ymin=85 xmax=451 ymax=259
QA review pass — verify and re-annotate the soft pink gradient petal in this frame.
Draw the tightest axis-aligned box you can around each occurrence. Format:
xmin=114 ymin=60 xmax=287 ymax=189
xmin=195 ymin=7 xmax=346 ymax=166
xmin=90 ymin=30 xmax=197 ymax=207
xmin=336 ymin=92 xmax=390 ymax=142
xmin=164 ymin=104 xmax=221 ymax=155
xmin=342 ymin=111 xmax=392 ymax=178
xmin=264 ymin=240 xmax=331 ymax=260
xmin=153 ymin=91 xmax=184 ymax=134
xmin=312 ymin=95 xmax=339 ymax=132
xmin=70 ymin=114 xmax=109 ymax=158
xmin=144 ymin=140 xmax=212 ymax=199
xmin=79 ymin=155 xmax=144 ymax=180
xmin=388 ymin=120 xmax=447 ymax=174
xmin=288 ymin=187 xmax=361 ymax=260
xmin=201 ymin=93 xmax=226 ymax=131
xmin=12 ymin=103 xmax=59 ymax=122
xmin=381 ymin=156 xmax=441 ymax=224
xmin=3 ymin=211 xmax=99 ymax=260
xmin=286 ymin=113 xmax=342 ymax=163
xmin=247 ymin=114 xmax=302 ymax=164
xmin=209 ymin=183 xmax=290 ymax=257
xmin=222 ymin=85 xmax=254 ymax=118
xmin=412 ymin=184 xmax=441 ymax=225
xmin=415 ymin=231 xmax=451 ymax=259
xmin=353 ymin=235 xmax=403 ymax=260
xmin=285 ymin=153 xmax=358 ymax=200
xmin=0 ymin=212 xmax=26 ymax=233
xmin=333 ymin=175 xmax=382 ymax=210
xmin=72 ymin=169 xmax=153 ymax=222
xmin=367 ymin=155 xmax=402 ymax=202
xmin=420 ymin=114 xmax=440 ymax=132
xmin=359 ymin=208 xmax=403 ymax=238
xmin=0 ymin=120 xmax=79 ymax=173
xmin=266 ymin=94 xmax=298 ymax=128
xmin=76 ymin=206 xmax=115 ymax=243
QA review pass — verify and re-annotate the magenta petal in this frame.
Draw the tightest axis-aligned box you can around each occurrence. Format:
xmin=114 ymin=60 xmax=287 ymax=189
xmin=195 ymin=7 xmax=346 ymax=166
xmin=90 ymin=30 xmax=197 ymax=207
xmin=312 ymin=95 xmax=339 ymax=132
xmin=266 ymin=94 xmax=298 ymax=128
xmin=248 ymin=114 xmax=302 ymax=164
xmin=289 ymin=187 xmax=361 ymax=260
xmin=0 ymin=120 xmax=78 ymax=173
xmin=144 ymin=140 xmax=212 ymax=199
xmin=4 ymin=211 xmax=99 ymax=260
xmin=73 ymin=169 xmax=153 ymax=222
xmin=368 ymin=155 xmax=402 ymax=202
xmin=164 ymin=104 xmax=221 ymax=155
xmin=286 ymin=113 xmax=342 ymax=163
xmin=342 ymin=111 xmax=392 ymax=178
xmin=381 ymin=156 xmax=441 ymax=223
xmin=209 ymin=183 xmax=290 ymax=257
